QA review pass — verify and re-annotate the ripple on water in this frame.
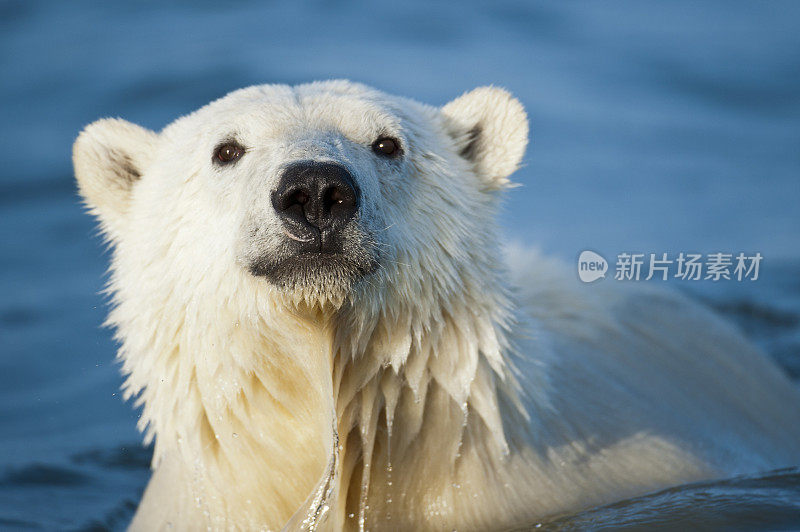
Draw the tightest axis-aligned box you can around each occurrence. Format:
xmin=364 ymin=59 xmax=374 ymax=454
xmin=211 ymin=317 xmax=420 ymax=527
xmin=525 ymin=468 xmax=800 ymax=531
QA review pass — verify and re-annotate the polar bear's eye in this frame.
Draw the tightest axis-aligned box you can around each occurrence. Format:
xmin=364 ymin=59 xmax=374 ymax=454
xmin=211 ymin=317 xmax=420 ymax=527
xmin=214 ymin=142 xmax=245 ymax=165
xmin=371 ymin=137 xmax=401 ymax=158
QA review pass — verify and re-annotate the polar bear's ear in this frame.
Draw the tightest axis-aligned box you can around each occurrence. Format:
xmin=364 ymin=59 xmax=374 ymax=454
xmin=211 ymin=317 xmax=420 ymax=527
xmin=73 ymin=118 xmax=158 ymax=239
xmin=441 ymin=87 xmax=529 ymax=190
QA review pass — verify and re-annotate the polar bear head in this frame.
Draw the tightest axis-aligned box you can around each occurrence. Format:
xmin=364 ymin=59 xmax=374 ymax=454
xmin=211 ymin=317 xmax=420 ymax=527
xmin=74 ymin=82 xmax=529 ymax=529
xmin=74 ymin=81 xmax=528 ymax=309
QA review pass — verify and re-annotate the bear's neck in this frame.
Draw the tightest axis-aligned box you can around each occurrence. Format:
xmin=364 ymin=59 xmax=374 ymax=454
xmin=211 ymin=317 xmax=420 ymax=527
xmin=324 ymin=274 xmax=523 ymax=529
xmin=119 ymin=267 xmax=522 ymax=529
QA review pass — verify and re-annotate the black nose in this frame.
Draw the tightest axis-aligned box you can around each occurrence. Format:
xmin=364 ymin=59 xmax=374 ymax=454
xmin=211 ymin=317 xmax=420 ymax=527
xmin=272 ymin=161 xmax=359 ymax=250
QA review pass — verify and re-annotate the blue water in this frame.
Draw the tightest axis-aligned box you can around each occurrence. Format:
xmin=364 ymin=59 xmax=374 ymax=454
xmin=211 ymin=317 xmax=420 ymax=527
xmin=1 ymin=1 xmax=799 ymax=529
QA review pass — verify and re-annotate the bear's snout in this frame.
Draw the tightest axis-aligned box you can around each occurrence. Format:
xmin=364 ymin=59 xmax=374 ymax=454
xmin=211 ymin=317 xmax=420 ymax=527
xmin=271 ymin=161 xmax=359 ymax=253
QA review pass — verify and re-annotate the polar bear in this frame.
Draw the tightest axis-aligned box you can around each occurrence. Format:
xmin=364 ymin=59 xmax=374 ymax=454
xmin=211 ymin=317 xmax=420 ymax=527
xmin=73 ymin=81 xmax=800 ymax=531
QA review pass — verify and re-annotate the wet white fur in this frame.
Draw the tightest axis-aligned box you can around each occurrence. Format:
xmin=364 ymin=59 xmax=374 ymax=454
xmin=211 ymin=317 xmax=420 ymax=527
xmin=73 ymin=81 xmax=800 ymax=531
